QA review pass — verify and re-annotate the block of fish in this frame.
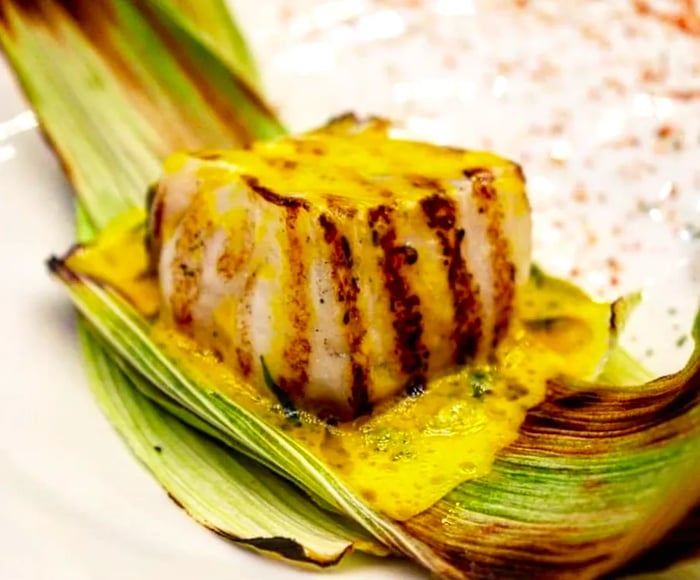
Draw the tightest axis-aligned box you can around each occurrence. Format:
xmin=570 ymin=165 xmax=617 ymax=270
xmin=149 ymin=116 xmax=532 ymax=419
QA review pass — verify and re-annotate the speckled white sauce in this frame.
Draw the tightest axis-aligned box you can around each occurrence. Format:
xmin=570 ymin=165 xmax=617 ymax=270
xmin=230 ymin=0 xmax=700 ymax=374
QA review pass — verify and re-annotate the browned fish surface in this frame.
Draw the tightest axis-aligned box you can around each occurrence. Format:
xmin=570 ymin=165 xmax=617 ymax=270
xmin=150 ymin=116 xmax=532 ymax=418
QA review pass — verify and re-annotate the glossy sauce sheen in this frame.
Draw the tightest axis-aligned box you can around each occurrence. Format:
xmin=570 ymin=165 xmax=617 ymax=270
xmin=66 ymin=203 xmax=612 ymax=521
xmin=149 ymin=116 xmax=532 ymax=419
xmin=150 ymin=271 xmax=612 ymax=521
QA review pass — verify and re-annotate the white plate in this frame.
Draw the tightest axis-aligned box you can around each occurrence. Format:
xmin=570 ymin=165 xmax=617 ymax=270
xmin=0 ymin=1 xmax=698 ymax=578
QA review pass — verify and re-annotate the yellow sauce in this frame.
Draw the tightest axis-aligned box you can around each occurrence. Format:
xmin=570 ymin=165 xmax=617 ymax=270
xmin=163 ymin=131 xmax=528 ymax=208
xmin=66 ymin=220 xmax=611 ymax=521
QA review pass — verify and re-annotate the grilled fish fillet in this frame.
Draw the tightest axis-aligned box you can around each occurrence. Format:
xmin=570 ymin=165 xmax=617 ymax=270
xmin=148 ymin=115 xmax=532 ymax=419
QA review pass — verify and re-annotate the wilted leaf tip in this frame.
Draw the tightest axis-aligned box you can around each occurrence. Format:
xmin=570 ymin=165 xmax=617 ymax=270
xmin=0 ymin=0 xmax=114 ymax=35
xmin=46 ymin=253 xmax=80 ymax=284
xmin=166 ymin=490 xmax=185 ymax=510
xmin=211 ymin=529 xmax=353 ymax=568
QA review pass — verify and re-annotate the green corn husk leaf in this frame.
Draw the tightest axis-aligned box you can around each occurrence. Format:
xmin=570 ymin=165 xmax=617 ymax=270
xmin=164 ymin=0 xmax=259 ymax=87
xmin=49 ymin=252 xmax=700 ymax=579
xmin=403 ymin=314 xmax=700 ymax=577
xmin=73 ymin=208 xmax=388 ymax=563
xmin=1 ymin=0 xmax=386 ymax=569
xmin=49 ymin=254 xmax=451 ymax=573
xmin=3 ymin=0 xmax=700 ymax=578
xmin=78 ymin=318 xmax=389 ymax=565
xmin=0 ymin=0 xmax=284 ymax=229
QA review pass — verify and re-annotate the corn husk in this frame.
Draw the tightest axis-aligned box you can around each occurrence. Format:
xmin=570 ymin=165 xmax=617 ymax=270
xmin=78 ymin=316 xmax=388 ymax=565
xmin=0 ymin=0 xmax=283 ymax=230
xmin=1 ymin=1 xmax=698 ymax=578
xmin=48 ymin=249 xmax=700 ymax=578
xmin=1 ymin=0 xmax=382 ymax=567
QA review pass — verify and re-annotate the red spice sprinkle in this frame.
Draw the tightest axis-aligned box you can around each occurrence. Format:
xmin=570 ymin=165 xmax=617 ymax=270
xmin=662 ymin=88 xmax=700 ymax=101
xmin=640 ymin=64 xmax=668 ymax=84
xmin=572 ymin=186 xmax=589 ymax=203
xmin=631 ymin=0 xmax=700 ymax=37
xmin=607 ymin=257 xmax=622 ymax=272
xmin=656 ymin=124 xmax=674 ymax=139
xmin=443 ymin=53 xmax=457 ymax=69
xmin=666 ymin=182 xmax=680 ymax=200
xmin=550 ymin=120 xmax=566 ymax=136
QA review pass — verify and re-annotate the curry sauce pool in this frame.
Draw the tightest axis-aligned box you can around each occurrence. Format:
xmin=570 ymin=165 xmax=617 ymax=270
xmin=63 ymin=118 xmax=614 ymax=520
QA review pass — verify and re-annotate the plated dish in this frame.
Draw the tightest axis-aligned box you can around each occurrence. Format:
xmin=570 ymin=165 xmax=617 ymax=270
xmin=0 ymin=1 xmax=692 ymax=580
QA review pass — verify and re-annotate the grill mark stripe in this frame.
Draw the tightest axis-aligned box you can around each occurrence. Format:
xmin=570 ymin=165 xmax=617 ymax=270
xmin=242 ymin=175 xmax=310 ymax=210
xmin=229 ymin=220 xmax=256 ymax=378
xmin=146 ymin=183 xmax=163 ymax=271
xmin=368 ymin=206 xmax=428 ymax=386
xmin=215 ymin=210 xmax=254 ymax=280
xmin=207 ymin=212 xmax=256 ymax=378
xmin=148 ymin=195 xmax=165 ymax=273
xmin=169 ymin=209 xmax=208 ymax=328
xmin=421 ymin=194 xmax=483 ymax=364
xmin=469 ymin=170 xmax=516 ymax=348
xmin=235 ymin=267 xmax=257 ymax=378
xmin=319 ymin=213 xmax=371 ymax=417
xmin=277 ymin=207 xmax=312 ymax=399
